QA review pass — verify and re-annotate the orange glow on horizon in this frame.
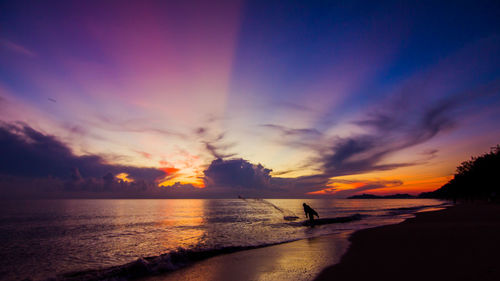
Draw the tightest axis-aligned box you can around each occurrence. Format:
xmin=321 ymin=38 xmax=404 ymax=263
xmin=159 ymin=177 xmax=205 ymax=188
xmin=307 ymin=181 xmax=365 ymax=195
xmin=157 ymin=166 xmax=205 ymax=188
xmin=115 ymin=173 xmax=134 ymax=183
xmin=306 ymin=174 xmax=451 ymax=196
xmin=159 ymin=167 xmax=180 ymax=174
xmin=368 ymin=176 xmax=452 ymax=195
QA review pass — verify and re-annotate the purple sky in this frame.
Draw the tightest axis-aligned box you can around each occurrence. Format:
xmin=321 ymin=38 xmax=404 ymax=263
xmin=1 ymin=0 xmax=499 ymax=198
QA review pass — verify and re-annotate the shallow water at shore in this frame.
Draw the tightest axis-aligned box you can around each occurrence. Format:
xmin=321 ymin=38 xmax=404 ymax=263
xmin=0 ymin=198 xmax=445 ymax=281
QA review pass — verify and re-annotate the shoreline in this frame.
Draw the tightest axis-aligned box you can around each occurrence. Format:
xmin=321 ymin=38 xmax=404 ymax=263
xmin=314 ymin=203 xmax=500 ymax=281
xmin=16 ymin=200 xmax=444 ymax=281
xmin=44 ymin=202 xmax=452 ymax=281
xmin=142 ymin=231 xmax=352 ymax=281
xmin=141 ymin=205 xmax=444 ymax=281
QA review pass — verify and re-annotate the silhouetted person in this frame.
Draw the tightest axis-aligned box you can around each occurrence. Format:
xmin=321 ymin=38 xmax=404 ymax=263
xmin=303 ymin=203 xmax=319 ymax=223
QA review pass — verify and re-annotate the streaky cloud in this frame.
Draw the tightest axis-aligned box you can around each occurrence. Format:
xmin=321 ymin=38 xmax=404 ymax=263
xmin=0 ymin=38 xmax=36 ymax=57
xmin=91 ymin=114 xmax=187 ymax=139
xmin=318 ymin=80 xmax=500 ymax=179
xmin=260 ymin=124 xmax=322 ymax=137
xmin=314 ymin=179 xmax=404 ymax=197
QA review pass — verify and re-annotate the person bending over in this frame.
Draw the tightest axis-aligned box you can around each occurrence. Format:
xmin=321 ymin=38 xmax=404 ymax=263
xmin=303 ymin=203 xmax=319 ymax=223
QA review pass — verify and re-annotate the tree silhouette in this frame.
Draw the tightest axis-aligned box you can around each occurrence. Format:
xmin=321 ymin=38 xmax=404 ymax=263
xmin=420 ymin=145 xmax=500 ymax=201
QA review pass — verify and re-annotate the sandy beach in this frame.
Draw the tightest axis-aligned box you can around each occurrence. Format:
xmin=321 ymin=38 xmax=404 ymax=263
xmin=143 ymin=231 xmax=351 ymax=281
xmin=315 ymin=203 xmax=500 ymax=281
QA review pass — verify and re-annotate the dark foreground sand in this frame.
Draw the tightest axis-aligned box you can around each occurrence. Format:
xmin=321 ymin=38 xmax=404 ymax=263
xmin=315 ymin=203 xmax=500 ymax=281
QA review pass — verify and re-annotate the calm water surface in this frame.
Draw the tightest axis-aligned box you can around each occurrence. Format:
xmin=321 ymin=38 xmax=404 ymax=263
xmin=0 ymin=198 xmax=445 ymax=281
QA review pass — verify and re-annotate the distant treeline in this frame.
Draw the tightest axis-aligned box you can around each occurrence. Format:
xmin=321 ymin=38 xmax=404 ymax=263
xmin=420 ymin=145 xmax=500 ymax=201
xmin=348 ymin=193 xmax=416 ymax=199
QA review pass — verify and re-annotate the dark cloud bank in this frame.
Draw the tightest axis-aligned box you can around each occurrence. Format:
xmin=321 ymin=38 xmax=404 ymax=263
xmin=0 ymin=121 xmax=334 ymax=198
xmin=0 ymin=122 xmax=168 ymax=198
xmin=0 ymin=121 xmax=320 ymax=198
xmin=0 ymin=122 xmax=163 ymax=180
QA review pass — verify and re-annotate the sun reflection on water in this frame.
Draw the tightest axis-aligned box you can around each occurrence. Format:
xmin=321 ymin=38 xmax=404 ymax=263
xmin=158 ymin=199 xmax=207 ymax=250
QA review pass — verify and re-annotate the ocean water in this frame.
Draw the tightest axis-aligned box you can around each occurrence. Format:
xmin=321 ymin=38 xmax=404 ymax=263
xmin=0 ymin=198 xmax=446 ymax=281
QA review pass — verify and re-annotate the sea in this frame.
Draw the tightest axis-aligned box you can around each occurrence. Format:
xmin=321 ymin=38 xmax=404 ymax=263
xmin=0 ymin=198 xmax=447 ymax=281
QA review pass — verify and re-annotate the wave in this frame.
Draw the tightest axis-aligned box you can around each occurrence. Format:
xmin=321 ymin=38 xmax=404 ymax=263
xmin=281 ymin=213 xmax=364 ymax=227
xmin=385 ymin=203 xmax=449 ymax=212
xmin=44 ymin=214 xmax=366 ymax=281
xmin=382 ymin=203 xmax=450 ymax=216
xmin=304 ymin=214 xmax=363 ymax=226
xmin=44 ymin=241 xmax=299 ymax=281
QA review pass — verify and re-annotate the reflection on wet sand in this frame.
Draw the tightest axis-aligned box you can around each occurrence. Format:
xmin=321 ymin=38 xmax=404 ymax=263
xmin=144 ymin=232 xmax=350 ymax=281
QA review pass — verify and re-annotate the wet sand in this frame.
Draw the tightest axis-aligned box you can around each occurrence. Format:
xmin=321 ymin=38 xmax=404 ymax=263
xmin=315 ymin=203 xmax=500 ymax=281
xmin=144 ymin=232 xmax=350 ymax=281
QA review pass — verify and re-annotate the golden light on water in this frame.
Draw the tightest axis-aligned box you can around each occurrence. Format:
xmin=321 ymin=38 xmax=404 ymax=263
xmin=158 ymin=200 xmax=206 ymax=250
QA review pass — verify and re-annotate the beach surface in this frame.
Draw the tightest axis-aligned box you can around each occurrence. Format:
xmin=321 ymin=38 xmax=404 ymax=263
xmin=143 ymin=231 xmax=351 ymax=281
xmin=142 ymin=203 xmax=500 ymax=281
xmin=315 ymin=203 xmax=500 ymax=281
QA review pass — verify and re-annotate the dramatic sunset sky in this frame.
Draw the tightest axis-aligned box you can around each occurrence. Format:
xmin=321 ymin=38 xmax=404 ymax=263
xmin=1 ymin=0 xmax=499 ymax=198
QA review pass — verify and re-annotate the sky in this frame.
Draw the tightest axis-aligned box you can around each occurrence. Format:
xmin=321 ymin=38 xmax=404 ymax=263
xmin=0 ymin=0 xmax=499 ymax=198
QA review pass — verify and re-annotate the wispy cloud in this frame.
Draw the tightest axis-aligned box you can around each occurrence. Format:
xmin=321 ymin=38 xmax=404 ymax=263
xmin=0 ymin=39 xmax=36 ymax=57
xmin=84 ymin=114 xmax=188 ymax=139
xmin=196 ymin=126 xmax=237 ymax=160
xmin=309 ymin=179 xmax=404 ymax=197
xmin=260 ymin=124 xmax=322 ymax=138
